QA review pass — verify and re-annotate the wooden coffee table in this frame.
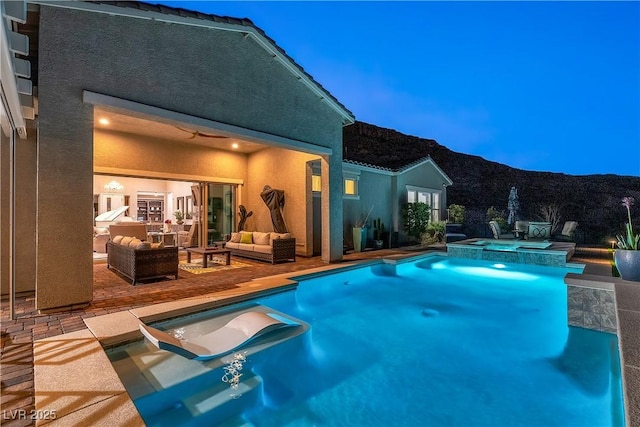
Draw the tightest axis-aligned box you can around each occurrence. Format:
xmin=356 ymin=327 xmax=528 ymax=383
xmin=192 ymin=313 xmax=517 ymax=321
xmin=185 ymin=247 xmax=231 ymax=268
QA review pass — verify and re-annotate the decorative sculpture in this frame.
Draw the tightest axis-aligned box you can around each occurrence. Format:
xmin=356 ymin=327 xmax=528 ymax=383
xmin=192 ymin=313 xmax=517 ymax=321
xmin=238 ymin=205 xmax=253 ymax=231
xmin=507 ymin=186 xmax=520 ymax=225
xmin=260 ymin=185 xmax=288 ymax=233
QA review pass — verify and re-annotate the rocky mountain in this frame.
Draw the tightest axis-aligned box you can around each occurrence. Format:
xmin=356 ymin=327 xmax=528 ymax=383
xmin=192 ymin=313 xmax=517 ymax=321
xmin=343 ymin=121 xmax=640 ymax=244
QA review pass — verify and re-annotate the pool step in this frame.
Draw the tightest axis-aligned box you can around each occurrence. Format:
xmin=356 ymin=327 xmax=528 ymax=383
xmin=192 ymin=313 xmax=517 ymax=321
xmin=140 ymin=374 xmax=263 ymax=426
xmin=183 ymin=374 xmax=263 ymax=417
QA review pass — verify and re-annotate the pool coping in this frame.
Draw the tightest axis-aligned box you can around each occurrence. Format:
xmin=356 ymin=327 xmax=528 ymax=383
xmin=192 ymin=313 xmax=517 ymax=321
xmin=32 ymin=254 xmax=640 ymax=427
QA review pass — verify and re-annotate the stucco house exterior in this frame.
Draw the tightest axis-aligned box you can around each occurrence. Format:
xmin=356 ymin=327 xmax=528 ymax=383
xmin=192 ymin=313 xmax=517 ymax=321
xmin=1 ymin=0 xmax=451 ymax=312
xmin=338 ymin=156 xmax=452 ymax=248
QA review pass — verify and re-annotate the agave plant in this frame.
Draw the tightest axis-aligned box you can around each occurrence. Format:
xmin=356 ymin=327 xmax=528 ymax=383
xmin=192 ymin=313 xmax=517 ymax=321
xmin=616 ymin=197 xmax=639 ymax=250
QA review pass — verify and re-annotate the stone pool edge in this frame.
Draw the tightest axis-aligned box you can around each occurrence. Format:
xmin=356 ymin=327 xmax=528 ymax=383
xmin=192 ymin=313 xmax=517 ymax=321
xmin=31 ymin=261 xmax=361 ymax=426
xmin=564 ymin=273 xmax=640 ymax=427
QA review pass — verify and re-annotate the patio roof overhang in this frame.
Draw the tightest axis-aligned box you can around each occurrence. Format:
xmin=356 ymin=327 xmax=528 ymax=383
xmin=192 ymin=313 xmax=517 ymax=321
xmin=85 ymin=91 xmax=334 ymax=158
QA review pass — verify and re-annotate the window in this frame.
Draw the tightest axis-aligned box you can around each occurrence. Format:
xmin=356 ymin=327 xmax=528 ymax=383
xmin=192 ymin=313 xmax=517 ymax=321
xmin=344 ymin=178 xmax=357 ymax=196
xmin=342 ymin=170 xmax=360 ymax=198
xmin=407 ymin=186 xmax=441 ymax=221
xmin=312 ymin=175 xmax=322 ymax=192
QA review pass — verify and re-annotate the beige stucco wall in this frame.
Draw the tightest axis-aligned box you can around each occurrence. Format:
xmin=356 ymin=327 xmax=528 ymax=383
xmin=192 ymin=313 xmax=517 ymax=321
xmin=244 ymin=147 xmax=320 ymax=256
xmin=340 ymin=161 xmax=450 ymax=247
xmin=396 ymin=164 xmax=448 ymax=212
xmin=31 ymin=4 xmax=348 ymax=310
xmin=94 ymin=130 xmax=248 ymax=182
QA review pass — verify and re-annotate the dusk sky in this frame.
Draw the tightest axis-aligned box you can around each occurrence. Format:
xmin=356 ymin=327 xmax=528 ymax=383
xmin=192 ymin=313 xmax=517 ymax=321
xmin=155 ymin=1 xmax=639 ymax=177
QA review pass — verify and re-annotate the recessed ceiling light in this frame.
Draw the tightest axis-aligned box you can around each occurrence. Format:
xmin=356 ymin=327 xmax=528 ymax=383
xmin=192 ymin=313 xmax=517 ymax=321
xmin=98 ymin=118 xmax=110 ymax=125
xmin=231 ymin=143 xmax=239 ymax=149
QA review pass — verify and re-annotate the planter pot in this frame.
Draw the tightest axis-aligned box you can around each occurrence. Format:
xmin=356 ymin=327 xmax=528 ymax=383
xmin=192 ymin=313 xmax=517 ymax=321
xmin=614 ymin=249 xmax=640 ymax=282
xmin=352 ymin=227 xmax=367 ymax=252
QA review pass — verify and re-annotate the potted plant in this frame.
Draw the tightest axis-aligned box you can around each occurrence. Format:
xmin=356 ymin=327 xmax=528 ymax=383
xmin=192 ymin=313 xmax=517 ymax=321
xmin=353 ymin=206 xmax=374 ymax=252
xmin=174 ymin=210 xmax=185 ymax=225
xmin=373 ymin=218 xmax=387 ymax=249
xmin=614 ymin=196 xmax=640 ymax=282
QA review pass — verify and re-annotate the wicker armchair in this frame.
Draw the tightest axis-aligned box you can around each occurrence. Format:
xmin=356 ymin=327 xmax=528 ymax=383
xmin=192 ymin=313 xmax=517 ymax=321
xmin=107 ymin=241 xmax=179 ymax=285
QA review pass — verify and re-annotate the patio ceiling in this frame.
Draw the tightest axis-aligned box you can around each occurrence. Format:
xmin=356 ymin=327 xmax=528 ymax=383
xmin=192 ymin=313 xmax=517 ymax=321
xmin=94 ymin=108 xmax=268 ymax=155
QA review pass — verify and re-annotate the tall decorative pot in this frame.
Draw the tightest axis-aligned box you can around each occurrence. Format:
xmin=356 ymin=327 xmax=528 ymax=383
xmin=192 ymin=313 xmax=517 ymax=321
xmin=352 ymin=227 xmax=367 ymax=252
xmin=614 ymin=249 xmax=640 ymax=282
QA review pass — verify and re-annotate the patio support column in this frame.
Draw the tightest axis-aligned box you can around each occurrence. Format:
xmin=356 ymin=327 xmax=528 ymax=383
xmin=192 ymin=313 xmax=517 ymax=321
xmin=321 ymin=153 xmax=343 ymax=263
xmin=35 ymin=84 xmax=93 ymax=310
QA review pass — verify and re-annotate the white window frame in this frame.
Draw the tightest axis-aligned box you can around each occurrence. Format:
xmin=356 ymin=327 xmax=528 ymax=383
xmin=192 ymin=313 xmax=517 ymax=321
xmin=343 ymin=170 xmax=360 ymax=199
xmin=406 ymin=185 xmax=442 ymax=222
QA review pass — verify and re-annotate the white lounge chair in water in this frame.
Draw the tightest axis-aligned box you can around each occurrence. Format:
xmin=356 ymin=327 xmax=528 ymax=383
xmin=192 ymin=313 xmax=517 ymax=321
xmin=139 ymin=311 xmax=298 ymax=361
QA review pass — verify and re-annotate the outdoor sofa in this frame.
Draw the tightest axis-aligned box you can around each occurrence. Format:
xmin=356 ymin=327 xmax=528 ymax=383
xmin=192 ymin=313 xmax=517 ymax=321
xmin=106 ymin=223 xmax=179 ymax=285
xmin=225 ymin=231 xmax=296 ymax=264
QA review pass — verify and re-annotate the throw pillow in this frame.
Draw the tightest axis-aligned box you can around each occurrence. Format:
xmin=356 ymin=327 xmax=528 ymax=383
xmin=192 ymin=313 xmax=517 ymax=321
xmin=240 ymin=232 xmax=253 ymax=244
xmin=112 ymin=235 xmax=124 ymax=245
xmin=151 ymin=242 xmax=164 ymax=249
xmin=129 ymin=238 xmax=142 ymax=248
xmin=253 ymin=232 xmax=271 ymax=246
xmin=270 ymin=233 xmax=291 ymax=245
xmin=120 ymin=236 xmax=133 ymax=246
xmin=136 ymin=241 xmax=152 ymax=250
xmin=230 ymin=233 xmax=241 ymax=243
xmin=94 ymin=227 xmax=109 ymax=236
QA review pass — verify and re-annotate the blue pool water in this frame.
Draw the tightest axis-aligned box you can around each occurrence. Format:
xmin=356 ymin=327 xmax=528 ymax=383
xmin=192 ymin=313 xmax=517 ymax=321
xmin=108 ymin=256 xmax=625 ymax=426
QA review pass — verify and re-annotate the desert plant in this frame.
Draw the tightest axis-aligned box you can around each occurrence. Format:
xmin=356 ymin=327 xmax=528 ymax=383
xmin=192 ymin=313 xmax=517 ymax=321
xmin=426 ymin=220 xmax=446 ymax=242
xmin=616 ymin=197 xmax=639 ymax=250
xmin=487 ymin=206 xmax=509 ymax=230
xmin=355 ymin=206 xmax=374 ymax=228
xmin=538 ymin=204 xmax=562 ymax=233
xmin=448 ymin=204 xmax=466 ymax=224
xmin=373 ymin=218 xmax=386 ymax=240
xmin=402 ymin=202 xmax=431 ymax=242
xmin=421 ymin=232 xmax=440 ymax=246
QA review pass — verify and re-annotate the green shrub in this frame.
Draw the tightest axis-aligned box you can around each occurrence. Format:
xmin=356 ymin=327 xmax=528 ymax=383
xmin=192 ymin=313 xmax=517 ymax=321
xmin=487 ymin=206 xmax=509 ymax=230
xmin=401 ymin=202 xmax=431 ymax=242
xmin=448 ymin=204 xmax=466 ymax=224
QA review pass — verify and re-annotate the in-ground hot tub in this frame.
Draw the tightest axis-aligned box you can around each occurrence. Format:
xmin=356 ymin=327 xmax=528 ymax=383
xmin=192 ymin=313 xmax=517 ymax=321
xmin=446 ymin=238 xmax=576 ymax=266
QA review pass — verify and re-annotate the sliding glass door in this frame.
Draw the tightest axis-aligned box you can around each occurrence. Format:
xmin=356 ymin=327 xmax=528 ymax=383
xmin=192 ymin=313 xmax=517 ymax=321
xmin=205 ymin=183 xmax=236 ymax=245
xmin=190 ymin=183 xmax=236 ymax=247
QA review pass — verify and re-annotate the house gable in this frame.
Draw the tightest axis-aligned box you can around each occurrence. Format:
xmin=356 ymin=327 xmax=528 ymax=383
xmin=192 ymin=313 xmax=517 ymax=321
xmin=37 ymin=0 xmax=354 ymax=131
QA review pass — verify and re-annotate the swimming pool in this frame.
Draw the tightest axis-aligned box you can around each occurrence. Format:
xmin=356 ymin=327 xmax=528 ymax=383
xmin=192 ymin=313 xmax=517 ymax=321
xmin=108 ymin=256 xmax=625 ymax=426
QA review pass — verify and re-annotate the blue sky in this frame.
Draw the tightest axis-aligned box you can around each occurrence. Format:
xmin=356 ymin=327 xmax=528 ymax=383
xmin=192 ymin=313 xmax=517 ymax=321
xmin=154 ymin=1 xmax=639 ymax=177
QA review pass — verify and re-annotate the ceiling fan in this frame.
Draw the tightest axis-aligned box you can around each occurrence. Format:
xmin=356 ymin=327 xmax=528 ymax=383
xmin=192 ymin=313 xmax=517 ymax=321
xmin=175 ymin=126 xmax=228 ymax=139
